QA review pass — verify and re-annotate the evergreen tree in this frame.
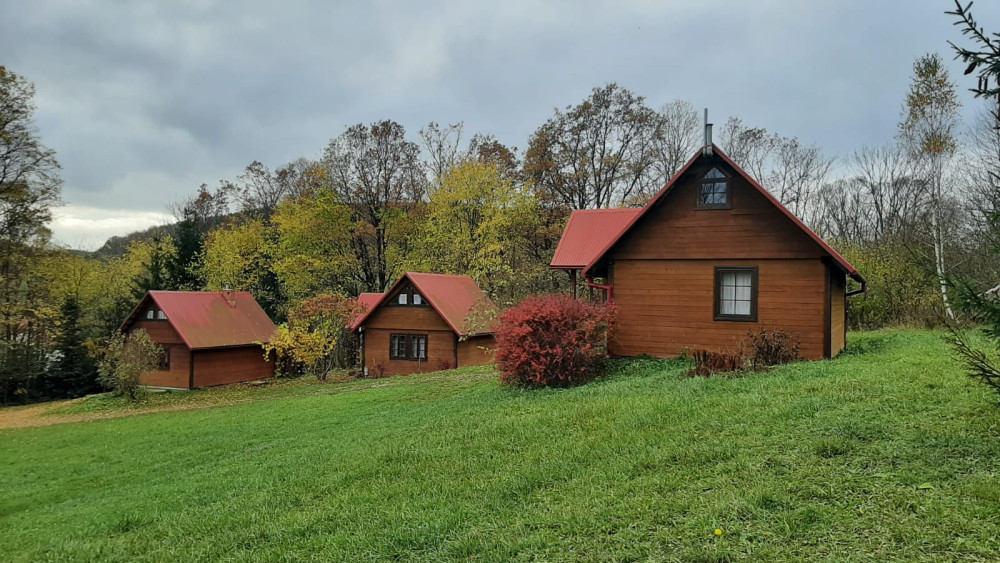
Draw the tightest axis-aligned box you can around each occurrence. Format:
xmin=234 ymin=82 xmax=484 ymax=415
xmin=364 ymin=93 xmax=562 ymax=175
xmin=38 ymin=298 xmax=99 ymax=400
xmin=131 ymin=236 xmax=168 ymax=300
xmin=169 ymin=206 xmax=205 ymax=290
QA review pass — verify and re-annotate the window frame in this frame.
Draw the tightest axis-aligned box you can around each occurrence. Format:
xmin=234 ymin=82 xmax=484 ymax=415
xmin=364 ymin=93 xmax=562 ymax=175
xmin=157 ymin=346 xmax=171 ymax=371
xmin=696 ymin=167 xmax=732 ymax=210
xmin=389 ymin=333 xmax=429 ymax=361
xmin=713 ymin=266 xmax=758 ymax=322
xmin=388 ymin=285 xmax=429 ymax=308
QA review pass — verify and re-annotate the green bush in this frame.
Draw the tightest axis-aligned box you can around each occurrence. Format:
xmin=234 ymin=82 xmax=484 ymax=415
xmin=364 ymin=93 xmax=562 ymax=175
xmin=838 ymin=240 xmax=940 ymax=329
xmin=98 ymin=330 xmax=161 ymax=402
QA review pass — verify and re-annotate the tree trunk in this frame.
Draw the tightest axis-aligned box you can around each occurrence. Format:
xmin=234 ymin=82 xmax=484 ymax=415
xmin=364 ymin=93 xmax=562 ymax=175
xmin=930 ymin=168 xmax=954 ymax=320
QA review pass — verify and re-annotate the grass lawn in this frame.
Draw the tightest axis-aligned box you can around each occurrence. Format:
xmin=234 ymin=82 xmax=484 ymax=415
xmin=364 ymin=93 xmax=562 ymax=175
xmin=2 ymin=330 xmax=999 ymax=561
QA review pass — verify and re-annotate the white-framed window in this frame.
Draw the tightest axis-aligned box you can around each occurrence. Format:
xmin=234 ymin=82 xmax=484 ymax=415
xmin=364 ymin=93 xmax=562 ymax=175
xmin=157 ymin=310 xmax=167 ymax=320
xmin=398 ymin=293 xmax=408 ymax=305
xmin=146 ymin=310 xmax=155 ymax=320
xmin=413 ymin=293 xmax=422 ymax=305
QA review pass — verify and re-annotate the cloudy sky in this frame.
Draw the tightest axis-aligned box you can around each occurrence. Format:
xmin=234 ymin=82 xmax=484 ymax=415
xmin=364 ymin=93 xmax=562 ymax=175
xmin=2 ymin=0 xmax=998 ymax=250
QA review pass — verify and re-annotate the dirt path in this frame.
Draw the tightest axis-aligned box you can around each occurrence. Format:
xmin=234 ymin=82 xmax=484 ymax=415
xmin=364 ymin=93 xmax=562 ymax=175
xmin=0 ymin=398 xmax=249 ymax=430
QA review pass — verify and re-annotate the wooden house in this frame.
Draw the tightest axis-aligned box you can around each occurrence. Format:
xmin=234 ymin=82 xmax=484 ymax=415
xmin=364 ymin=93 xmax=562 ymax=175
xmin=351 ymin=273 xmax=497 ymax=376
xmin=120 ymin=290 xmax=277 ymax=388
xmin=550 ymin=144 xmax=865 ymax=360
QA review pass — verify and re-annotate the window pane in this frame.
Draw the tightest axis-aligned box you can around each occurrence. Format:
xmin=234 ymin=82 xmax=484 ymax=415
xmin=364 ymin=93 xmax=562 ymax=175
xmin=157 ymin=311 xmax=167 ymax=320
xmin=398 ymin=293 xmax=408 ymax=305
xmin=735 ymin=271 xmax=752 ymax=287
xmin=723 ymin=285 xmax=735 ymax=300
xmin=418 ymin=337 xmax=427 ymax=359
xmin=735 ymin=300 xmax=751 ymax=315
xmin=721 ymin=300 xmax=735 ymax=315
xmin=146 ymin=310 xmax=154 ymax=319
xmin=736 ymin=285 xmax=750 ymax=301
xmin=413 ymin=294 xmax=422 ymax=305
xmin=705 ymin=167 xmax=725 ymax=179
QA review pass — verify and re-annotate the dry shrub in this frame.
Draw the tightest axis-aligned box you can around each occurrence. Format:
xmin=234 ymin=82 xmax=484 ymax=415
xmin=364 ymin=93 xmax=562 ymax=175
xmin=687 ymin=328 xmax=800 ymax=377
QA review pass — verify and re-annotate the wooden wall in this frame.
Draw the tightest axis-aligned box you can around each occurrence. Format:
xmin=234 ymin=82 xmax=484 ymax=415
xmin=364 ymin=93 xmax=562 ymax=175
xmin=831 ymin=268 xmax=847 ymax=356
xmin=130 ymin=319 xmax=191 ymax=388
xmin=458 ymin=335 xmax=495 ymax=367
xmin=611 ymin=259 xmax=827 ymax=360
xmin=193 ymin=346 xmax=274 ymax=388
xmin=611 ymin=162 xmax=826 ymax=263
xmin=364 ymin=329 xmax=456 ymax=376
xmin=366 ymin=304 xmax=452 ymax=332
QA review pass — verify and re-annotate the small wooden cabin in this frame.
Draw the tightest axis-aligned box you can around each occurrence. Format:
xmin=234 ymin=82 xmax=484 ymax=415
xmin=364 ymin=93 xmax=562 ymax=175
xmin=352 ymin=273 xmax=497 ymax=377
xmin=120 ymin=290 xmax=277 ymax=388
xmin=551 ymin=144 xmax=865 ymax=360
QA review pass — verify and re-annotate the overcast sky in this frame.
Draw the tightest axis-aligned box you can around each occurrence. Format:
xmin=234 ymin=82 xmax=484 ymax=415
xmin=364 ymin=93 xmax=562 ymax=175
xmin=3 ymin=0 xmax=998 ymax=250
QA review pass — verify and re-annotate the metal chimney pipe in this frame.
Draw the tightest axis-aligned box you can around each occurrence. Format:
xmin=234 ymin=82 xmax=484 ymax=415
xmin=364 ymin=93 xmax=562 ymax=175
xmin=703 ymin=108 xmax=713 ymax=156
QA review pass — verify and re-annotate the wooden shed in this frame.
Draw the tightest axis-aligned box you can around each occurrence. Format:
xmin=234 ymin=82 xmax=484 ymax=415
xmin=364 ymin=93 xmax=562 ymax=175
xmin=120 ymin=290 xmax=277 ymax=389
xmin=551 ymin=144 xmax=865 ymax=360
xmin=352 ymin=273 xmax=497 ymax=377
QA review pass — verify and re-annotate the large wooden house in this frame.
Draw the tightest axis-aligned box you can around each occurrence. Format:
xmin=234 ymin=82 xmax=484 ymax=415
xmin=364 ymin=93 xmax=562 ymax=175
xmin=351 ymin=272 xmax=497 ymax=376
xmin=551 ymin=144 xmax=865 ymax=360
xmin=120 ymin=290 xmax=277 ymax=388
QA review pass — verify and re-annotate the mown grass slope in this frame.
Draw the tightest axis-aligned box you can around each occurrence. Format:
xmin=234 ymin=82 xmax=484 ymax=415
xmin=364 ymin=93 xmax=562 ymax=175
xmin=2 ymin=330 xmax=999 ymax=561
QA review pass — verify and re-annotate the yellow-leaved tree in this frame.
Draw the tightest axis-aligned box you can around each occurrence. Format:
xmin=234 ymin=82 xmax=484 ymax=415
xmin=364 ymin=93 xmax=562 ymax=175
xmin=407 ymin=160 xmax=542 ymax=305
xmin=271 ymin=188 xmax=357 ymax=304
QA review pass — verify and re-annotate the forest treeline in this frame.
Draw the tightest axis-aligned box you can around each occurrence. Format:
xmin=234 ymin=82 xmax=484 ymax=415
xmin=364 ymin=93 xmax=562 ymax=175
xmin=2 ymin=46 xmax=999 ymax=404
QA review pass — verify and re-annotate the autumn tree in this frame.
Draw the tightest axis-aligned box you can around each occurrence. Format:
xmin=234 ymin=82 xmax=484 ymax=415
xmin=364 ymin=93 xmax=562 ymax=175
xmin=271 ymin=187 xmax=356 ymax=303
xmin=0 ymin=67 xmax=63 ymax=404
xmin=525 ymin=83 xmax=664 ymax=209
xmin=262 ymin=295 xmax=364 ymax=379
xmin=898 ymin=53 xmax=961 ymax=318
xmin=718 ymin=116 xmax=832 ymax=218
xmin=654 ymin=100 xmax=702 ymax=181
xmin=98 ymin=329 xmax=160 ymax=402
xmin=323 ymin=120 xmax=427 ymax=292
xmin=407 ymin=160 xmax=541 ymax=304
xmin=220 ymin=160 xmax=290 ymax=218
xmin=200 ymin=219 xmax=283 ymax=318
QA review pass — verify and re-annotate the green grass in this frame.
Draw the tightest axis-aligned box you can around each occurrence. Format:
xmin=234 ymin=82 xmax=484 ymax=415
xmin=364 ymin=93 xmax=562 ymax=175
xmin=2 ymin=330 xmax=999 ymax=561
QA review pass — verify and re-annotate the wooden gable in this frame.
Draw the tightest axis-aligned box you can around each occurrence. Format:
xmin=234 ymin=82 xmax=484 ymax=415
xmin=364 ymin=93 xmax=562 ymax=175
xmin=606 ymin=156 xmax=826 ymax=266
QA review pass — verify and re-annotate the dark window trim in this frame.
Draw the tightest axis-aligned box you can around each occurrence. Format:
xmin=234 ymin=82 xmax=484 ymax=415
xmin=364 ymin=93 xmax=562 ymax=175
xmin=714 ymin=266 xmax=758 ymax=322
xmin=389 ymin=333 xmax=429 ymax=361
xmin=158 ymin=346 xmax=171 ymax=371
xmin=696 ymin=167 xmax=732 ymax=210
xmin=386 ymin=285 xmax=431 ymax=308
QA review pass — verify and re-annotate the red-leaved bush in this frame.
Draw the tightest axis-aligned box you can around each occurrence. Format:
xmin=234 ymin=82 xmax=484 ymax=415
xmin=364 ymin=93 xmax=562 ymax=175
xmin=494 ymin=294 xmax=617 ymax=387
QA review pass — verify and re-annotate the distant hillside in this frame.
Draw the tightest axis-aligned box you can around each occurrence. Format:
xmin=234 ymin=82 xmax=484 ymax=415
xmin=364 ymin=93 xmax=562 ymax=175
xmin=92 ymin=223 xmax=178 ymax=260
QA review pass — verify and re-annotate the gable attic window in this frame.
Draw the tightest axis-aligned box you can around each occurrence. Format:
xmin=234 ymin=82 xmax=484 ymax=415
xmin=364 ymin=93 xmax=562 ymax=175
xmin=157 ymin=311 xmax=167 ymax=320
xmin=714 ymin=267 xmax=758 ymax=322
xmin=697 ymin=167 xmax=730 ymax=209
xmin=392 ymin=285 xmax=427 ymax=307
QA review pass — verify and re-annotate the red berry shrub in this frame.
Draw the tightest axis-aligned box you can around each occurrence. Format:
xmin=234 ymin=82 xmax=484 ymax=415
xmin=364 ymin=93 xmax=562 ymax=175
xmin=494 ymin=294 xmax=617 ymax=387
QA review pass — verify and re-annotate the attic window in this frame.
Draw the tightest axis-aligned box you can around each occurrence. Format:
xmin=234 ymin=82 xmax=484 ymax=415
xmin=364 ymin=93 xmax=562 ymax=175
xmin=146 ymin=310 xmax=154 ymax=320
xmin=157 ymin=311 xmax=167 ymax=320
xmin=697 ymin=167 xmax=730 ymax=209
xmin=392 ymin=285 xmax=427 ymax=307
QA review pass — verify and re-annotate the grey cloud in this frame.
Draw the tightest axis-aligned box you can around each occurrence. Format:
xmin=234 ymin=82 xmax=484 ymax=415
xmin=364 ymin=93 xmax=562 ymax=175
xmin=2 ymin=0 xmax=999 ymax=248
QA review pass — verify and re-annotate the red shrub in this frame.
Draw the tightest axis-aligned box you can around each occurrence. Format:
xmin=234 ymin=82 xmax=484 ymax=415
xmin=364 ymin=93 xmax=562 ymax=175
xmin=494 ymin=294 xmax=617 ymax=387
xmin=437 ymin=359 xmax=454 ymax=371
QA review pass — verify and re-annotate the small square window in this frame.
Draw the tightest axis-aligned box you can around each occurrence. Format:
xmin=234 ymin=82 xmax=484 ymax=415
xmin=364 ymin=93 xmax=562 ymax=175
xmin=398 ymin=293 xmax=408 ymax=305
xmin=697 ymin=167 xmax=730 ymax=209
xmin=146 ymin=310 xmax=154 ymax=320
xmin=413 ymin=293 xmax=422 ymax=305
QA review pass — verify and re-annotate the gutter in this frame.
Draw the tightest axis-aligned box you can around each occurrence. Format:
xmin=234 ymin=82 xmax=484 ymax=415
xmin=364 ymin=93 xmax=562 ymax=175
xmin=846 ymin=278 xmax=868 ymax=297
xmin=585 ymin=275 xmax=613 ymax=302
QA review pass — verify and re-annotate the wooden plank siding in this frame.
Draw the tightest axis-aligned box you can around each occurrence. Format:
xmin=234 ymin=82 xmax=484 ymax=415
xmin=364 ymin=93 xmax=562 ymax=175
xmin=193 ymin=347 xmax=274 ymax=387
xmin=610 ymin=258 xmax=827 ymax=360
xmin=364 ymin=328 xmax=456 ymax=376
xmin=130 ymin=319 xmax=191 ymax=388
xmin=609 ymin=162 xmax=827 ymax=263
xmin=831 ymin=268 xmax=846 ymax=356
xmin=365 ymin=304 xmax=452 ymax=332
xmin=458 ymin=335 xmax=495 ymax=367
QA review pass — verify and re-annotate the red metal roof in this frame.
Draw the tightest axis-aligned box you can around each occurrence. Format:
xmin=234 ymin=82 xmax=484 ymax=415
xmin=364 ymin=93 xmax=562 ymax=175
xmin=348 ymin=292 xmax=383 ymax=330
xmin=582 ymin=144 xmax=864 ymax=283
xmin=550 ymin=208 xmax=642 ymax=269
xmin=121 ymin=291 xmax=276 ymax=350
xmin=352 ymin=273 xmax=497 ymax=337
